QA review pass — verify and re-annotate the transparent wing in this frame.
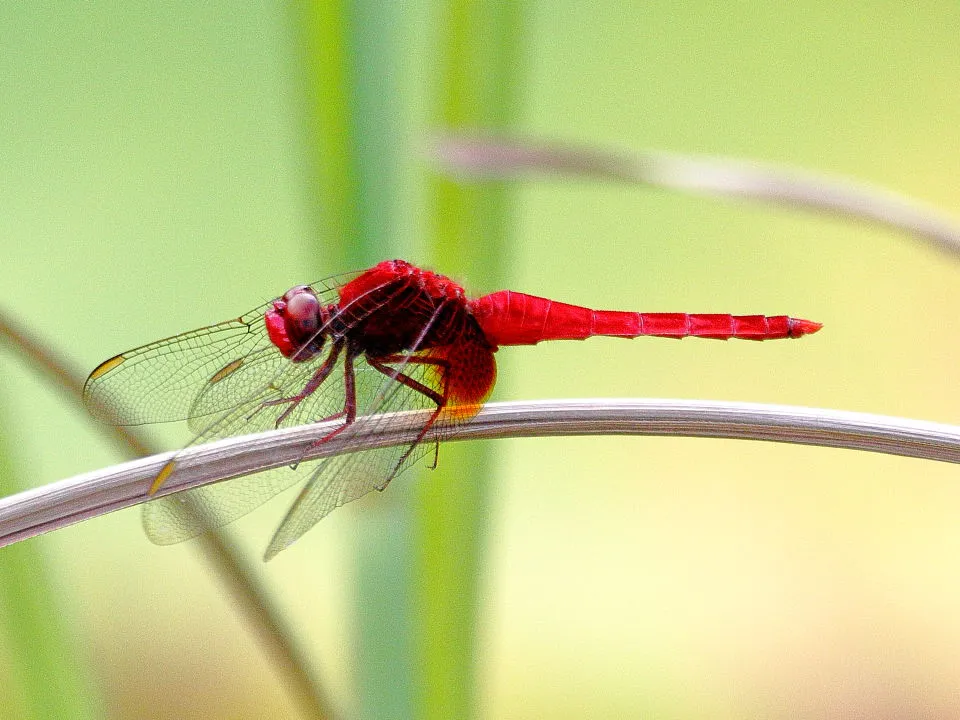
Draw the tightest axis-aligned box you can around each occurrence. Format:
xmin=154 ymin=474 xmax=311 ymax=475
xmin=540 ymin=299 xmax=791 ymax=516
xmin=82 ymin=283 xmax=347 ymax=426
xmin=134 ymin=278 xmax=497 ymax=555
xmin=140 ymin=276 xmax=436 ymax=544
xmin=262 ymin=336 xmax=498 ymax=560
xmin=142 ymin=346 xmax=443 ymax=546
xmin=261 ymin=355 xmax=447 ymax=559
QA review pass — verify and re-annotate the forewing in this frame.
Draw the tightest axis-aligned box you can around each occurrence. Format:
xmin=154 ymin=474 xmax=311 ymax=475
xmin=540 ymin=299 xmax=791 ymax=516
xmin=83 ymin=281 xmax=347 ymax=427
xmin=185 ymin=347 xmax=291 ymax=433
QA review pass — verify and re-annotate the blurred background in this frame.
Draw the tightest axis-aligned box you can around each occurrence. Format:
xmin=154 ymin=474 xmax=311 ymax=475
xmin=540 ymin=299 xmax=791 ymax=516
xmin=1 ymin=2 xmax=959 ymax=718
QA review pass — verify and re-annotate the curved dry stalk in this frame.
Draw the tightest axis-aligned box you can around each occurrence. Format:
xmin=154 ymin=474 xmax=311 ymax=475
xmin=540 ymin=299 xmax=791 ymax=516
xmin=1 ymin=398 xmax=957 ymax=549
xmin=432 ymin=134 xmax=960 ymax=259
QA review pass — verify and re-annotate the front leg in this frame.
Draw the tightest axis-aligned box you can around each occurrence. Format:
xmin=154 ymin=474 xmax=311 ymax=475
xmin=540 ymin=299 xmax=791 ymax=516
xmin=257 ymin=339 xmax=343 ymax=428
xmin=301 ymin=343 xmax=359 ymax=448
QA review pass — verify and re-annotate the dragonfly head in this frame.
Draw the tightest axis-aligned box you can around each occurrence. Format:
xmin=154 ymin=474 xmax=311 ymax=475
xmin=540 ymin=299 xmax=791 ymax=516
xmin=265 ymin=286 xmax=328 ymax=362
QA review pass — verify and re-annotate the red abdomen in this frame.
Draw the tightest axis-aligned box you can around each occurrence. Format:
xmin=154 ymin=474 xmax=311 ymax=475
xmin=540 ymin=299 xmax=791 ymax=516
xmin=469 ymin=290 xmax=821 ymax=347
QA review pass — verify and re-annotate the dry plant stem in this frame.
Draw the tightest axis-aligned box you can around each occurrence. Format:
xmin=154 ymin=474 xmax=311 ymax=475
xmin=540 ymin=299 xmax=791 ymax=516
xmin=0 ymin=313 xmax=153 ymax=457
xmin=0 ymin=398 xmax=957 ymax=548
xmin=0 ymin=312 xmax=337 ymax=720
xmin=432 ymin=135 xmax=960 ymax=259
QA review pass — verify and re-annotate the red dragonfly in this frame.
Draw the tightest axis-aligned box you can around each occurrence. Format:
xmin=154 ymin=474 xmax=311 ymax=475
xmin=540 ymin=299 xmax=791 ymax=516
xmin=84 ymin=259 xmax=821 ymax=559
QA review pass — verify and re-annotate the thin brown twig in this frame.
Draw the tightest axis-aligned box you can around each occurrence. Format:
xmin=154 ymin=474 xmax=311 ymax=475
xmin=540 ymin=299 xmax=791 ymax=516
xmin=0 ymin=311 xmax=337 ymax=720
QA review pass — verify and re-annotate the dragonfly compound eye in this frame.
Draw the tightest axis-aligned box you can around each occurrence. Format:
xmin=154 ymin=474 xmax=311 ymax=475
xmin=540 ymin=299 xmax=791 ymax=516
xmin=285 ymin=289 xmax=321 ymax=336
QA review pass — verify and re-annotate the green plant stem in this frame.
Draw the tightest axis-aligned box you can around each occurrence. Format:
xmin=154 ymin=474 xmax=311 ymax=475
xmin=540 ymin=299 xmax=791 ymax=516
xmin=293 ymin=1 xmax=417 ymax=716
xmin=420 ymin=2 xmax=524 ymax=717
xmin=0 ymin=395 xmax=102 ymax=720
xmin=289 ymin=0 xmax=361 ymax=270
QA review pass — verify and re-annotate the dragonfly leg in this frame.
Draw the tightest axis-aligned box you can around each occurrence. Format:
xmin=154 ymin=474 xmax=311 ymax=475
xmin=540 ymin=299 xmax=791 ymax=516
xmin=378 ymin=355 xmax=448 ymax=471
xmin=297 ymin=345 xmax=360 ymax=457
xmin=377 ymin=353 xmax=447 ymax=366
xmin=366 ymin=355 xmax=449 ymax=491
xmin=258 ymin=339 xmax=343 ymax=428
xmin=368 ymin=355 xmax=448 ymax=407
xmin=288 ymin=347 xmax=359 ymax=470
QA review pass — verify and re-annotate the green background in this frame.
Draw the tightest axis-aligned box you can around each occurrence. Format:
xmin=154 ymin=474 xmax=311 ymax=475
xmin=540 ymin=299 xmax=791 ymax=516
xmin=1 ymin=2 xmax=959 ymax=718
